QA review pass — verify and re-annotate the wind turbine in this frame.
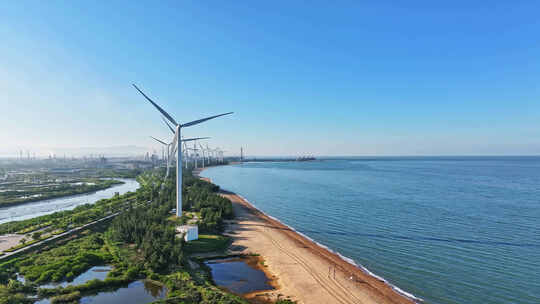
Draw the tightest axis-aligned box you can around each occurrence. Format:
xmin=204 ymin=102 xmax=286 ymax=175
xmin=183 ymin=140 xmax=189 ymax=169
xmin=206 ymin=143 xmax=215 ymax=165
xmin=199 ymin=142 xmax=207 ymax=167
xmin=150 ymin=136 xmax=209 ymax=179
xmin=193 ymin=141 xmax=199 ymax=169
xmin=214 ymin=148 xmax=226 ymax=163
xmin=134 ymin=84 xmax=232 ymax=217
xmin=150 ymin=136 xmax=170 ymax=172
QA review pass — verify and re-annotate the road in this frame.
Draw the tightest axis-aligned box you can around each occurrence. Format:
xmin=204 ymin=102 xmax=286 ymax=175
xmin=0 ymin=212 xmax=120 ymax=261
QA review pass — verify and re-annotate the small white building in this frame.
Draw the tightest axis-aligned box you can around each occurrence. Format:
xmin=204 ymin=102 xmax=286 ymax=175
xmin=176 ymin=225 xmax=198 ymax=242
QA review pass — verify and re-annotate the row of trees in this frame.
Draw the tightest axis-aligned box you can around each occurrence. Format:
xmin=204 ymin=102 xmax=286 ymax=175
xmin=109 ymin=170 xmax=235 ymax=272
xmin=109 ymin=171 xmax=184 ymax=273
xmin=184 ymin=174 xmax=233 ymax=233
xmin=110 ymin=204 xmax=184 ymax=273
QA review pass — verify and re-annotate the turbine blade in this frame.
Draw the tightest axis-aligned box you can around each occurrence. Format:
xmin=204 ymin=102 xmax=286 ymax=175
xmin=181 ymin=112 xmax=233 ymax=128
xmin=161 ymin=116 xmax=175 ymax=134
xmin=132 ymin=84 xmax=178 ymax=126
xmin=181 ymin=137 xmax=210 ymax=142
xmin=149 ymin=136 xmax=168 ymax=146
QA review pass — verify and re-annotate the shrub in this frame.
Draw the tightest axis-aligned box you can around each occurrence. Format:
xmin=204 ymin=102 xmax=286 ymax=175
xmin=50 ymin=291 xmax=81 ymax=303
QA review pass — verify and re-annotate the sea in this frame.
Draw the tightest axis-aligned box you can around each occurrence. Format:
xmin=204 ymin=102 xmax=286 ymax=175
xmin=201 ymin=157 xmax=540 ymax=304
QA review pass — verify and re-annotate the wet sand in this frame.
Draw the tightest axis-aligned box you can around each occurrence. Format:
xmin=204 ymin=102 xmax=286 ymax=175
xmin=200 ymin=174 xmax=416 ymax=304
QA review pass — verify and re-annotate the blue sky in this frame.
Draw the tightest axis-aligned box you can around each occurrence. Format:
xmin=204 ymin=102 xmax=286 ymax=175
xmin=1 ymin=1 xmax=539 ymax=156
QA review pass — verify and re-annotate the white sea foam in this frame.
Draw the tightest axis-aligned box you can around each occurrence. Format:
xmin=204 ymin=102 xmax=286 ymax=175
xmin=230 ymin=188 xmax=423 ymax=303
xmin=199 ymin=172 xmax=423 ymax=303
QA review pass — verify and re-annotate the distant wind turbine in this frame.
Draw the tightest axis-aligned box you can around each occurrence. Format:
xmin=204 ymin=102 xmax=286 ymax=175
xmin=199 ymin=142 xmax=208 ymax=167
xmin=150 ymin=136 xmax=209 ymax=179
xmin=134 ymin=84 xmax=232 ymax=217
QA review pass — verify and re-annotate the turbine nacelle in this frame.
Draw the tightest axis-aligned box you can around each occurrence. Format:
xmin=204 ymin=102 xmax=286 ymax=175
xmin=134 ymin=83 xmax=232 ymax=218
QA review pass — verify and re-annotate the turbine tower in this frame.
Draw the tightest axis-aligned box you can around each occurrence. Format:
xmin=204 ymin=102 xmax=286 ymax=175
xmin=150 ymin=136 xmax=209 ymax=179
xmin=134 ymin=84 xmax=232 ymax=217
xmin=199 ymin=142 xmax=207 ymax=167
xmin=193 ymin=141 xmax=199 ymax=169
xmin=183 ymin=140 xmax=189 ymax=169
xmin=206 ymin=143 xmax=214 ymax=165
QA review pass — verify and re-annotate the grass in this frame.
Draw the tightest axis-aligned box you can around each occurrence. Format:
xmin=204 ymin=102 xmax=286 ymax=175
xmin=17 ymin=222 xmax=52 ymax=234
xmin=184 ymin=234 xmax=231 ymax=254
xmin=12 ymin=231 xmax=111 ymax=285
xmin=167 ymin=215 xmax=184 ymax=225
xmin=0 ymin=179 xmax=124 ymax=208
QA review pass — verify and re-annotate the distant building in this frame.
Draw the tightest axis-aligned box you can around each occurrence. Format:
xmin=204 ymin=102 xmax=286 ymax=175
xmin=176 ymin=225 xmax=198 ymax=242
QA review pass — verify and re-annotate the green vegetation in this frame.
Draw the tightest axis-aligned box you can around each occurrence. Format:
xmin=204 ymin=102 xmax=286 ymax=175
xmin=159 ymin=270 xmax=248 ymax=304
xmin=185 ymin=234 xmax=231 ymax=254
xmin=184 ymin=174 xmax=234 ymax=233
xmin=16 ymin=233 xmax=110 ymax=284
xmin=50 ymin=291 xmax=81 ymax=303
xmin=109 ymin=203 xmax=185 ymax=273
xmin=0 ymin=178 xmax=124 ymax=208
xmin=0 ymin=190 xmax=138 ymax=235
xmin=0 ymin=169 xmax=284 ymax=304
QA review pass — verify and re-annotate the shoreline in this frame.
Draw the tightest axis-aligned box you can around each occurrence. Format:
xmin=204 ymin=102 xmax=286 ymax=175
xmin=197 ymin=167 xmax=418 ymax=304
xmin=0 ymin=179 xmax=124 ymax=209
xmin=0 ymin=178 xmax=139 ymax=225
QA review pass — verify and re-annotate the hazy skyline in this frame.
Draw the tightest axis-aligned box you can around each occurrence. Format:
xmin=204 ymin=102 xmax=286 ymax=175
xmin=1 ymin=2 xmax=539 ymax=156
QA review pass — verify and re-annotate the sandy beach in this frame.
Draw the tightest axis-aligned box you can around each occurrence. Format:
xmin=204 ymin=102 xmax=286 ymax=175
xmin=199 ymin=173 xmax=416 ymax=304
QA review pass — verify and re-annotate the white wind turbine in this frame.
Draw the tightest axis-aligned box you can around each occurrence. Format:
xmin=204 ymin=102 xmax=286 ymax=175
xmin=150 ymin=136 xmax=209 ymax=179
xmin=206 ymin=143 xmax=215 ymax=165
xmin=161 ymin=117 xmax=206 ymax=170
xmin=192 ymin=141 xmax=201 ymax=169
xmin=183 ymin=140 xmax=189 ymax=169
xmin=185 ymin=146 xmax=197 ymax=168
xmin=199 ymin=142 xmax=207 ymax=167
xmin=215 ymin=148 xmax=226 ymax=163
xmin=134 ymin=84 xmax=232 ymax=217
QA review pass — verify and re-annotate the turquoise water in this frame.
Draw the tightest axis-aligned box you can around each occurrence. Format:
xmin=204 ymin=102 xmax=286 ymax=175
xmin=201 ymin=157 xmax=540 ymax=304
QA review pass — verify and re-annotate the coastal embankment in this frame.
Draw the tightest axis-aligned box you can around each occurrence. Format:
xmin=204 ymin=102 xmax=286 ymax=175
xmin=197 ymin=169 xmax=416 ymax=304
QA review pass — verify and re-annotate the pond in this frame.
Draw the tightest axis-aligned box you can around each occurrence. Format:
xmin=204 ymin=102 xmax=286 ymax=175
xmin=39 ymin=266 xmax=112 ymax=289
xmin=35 ymin=280 xmax=166 ymax=304
xmin=205 ymin=257 xmax=274 ymax=294
xmin=78 ymin=280 xmax=166 ymax=304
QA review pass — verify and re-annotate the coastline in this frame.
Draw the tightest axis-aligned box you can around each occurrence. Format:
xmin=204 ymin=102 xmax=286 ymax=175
xmin=196 ymin=167 xmax=417 ymax=304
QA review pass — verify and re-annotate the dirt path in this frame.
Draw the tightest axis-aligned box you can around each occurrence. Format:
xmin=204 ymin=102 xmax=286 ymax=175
xmin=0 ymin=234 xmax=24 ymax=252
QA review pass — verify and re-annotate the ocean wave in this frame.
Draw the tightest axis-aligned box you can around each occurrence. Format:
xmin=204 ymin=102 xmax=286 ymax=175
xmin=233 ymin=192 xmax=423 ymax=303
xmin=201 ymin=173 xmax=424 ymax=303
